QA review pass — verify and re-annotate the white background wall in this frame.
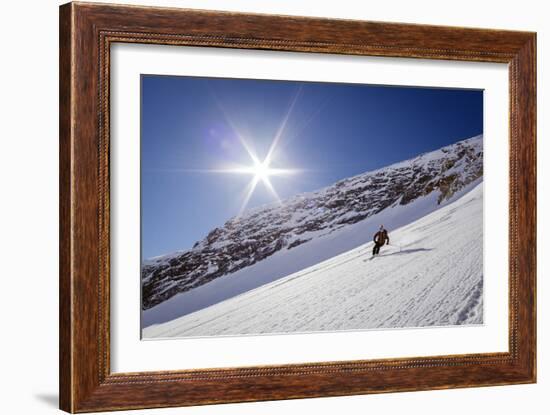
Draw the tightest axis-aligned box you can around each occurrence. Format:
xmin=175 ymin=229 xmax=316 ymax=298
xmin=0 ymin=0 xmax=546 ymax=414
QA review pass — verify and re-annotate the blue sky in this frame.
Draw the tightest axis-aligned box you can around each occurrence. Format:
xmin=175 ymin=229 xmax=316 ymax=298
xmin=141 ymin=75 xmax=482 ymax=258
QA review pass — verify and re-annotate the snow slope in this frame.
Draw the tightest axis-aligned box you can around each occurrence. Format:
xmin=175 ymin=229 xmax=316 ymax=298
xmin=143 ymin=182 xmax=483 ymax=338
xmin=142 ymin=176 xmax=481 ymax=328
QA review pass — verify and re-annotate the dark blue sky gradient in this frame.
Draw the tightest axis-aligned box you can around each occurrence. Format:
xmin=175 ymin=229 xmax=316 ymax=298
xmin=141 ymin=75 xmax=483 ymax=258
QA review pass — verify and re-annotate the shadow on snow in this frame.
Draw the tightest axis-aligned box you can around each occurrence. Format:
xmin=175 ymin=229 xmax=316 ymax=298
xmin=364 ymin=247 xmax=433 ymax=261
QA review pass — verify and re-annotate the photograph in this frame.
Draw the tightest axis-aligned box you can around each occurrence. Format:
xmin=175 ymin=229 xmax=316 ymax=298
xmin=139 ymin=75 xmax=484 ymax=339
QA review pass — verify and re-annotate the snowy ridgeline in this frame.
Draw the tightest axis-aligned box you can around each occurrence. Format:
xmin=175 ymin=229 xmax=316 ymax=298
xmin=143 ymin=182 xmax=483 ymax=338
xmin=142 ymin=135 xmax=483 ymax=313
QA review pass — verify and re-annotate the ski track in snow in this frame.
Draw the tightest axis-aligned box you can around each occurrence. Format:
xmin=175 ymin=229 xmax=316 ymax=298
xmin=144 ymin=183 xmax=483 ymax=338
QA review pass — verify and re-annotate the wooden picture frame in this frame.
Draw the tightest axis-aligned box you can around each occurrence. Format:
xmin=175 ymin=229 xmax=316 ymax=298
xmin=59 ymin=2 xmax=536 ymax=412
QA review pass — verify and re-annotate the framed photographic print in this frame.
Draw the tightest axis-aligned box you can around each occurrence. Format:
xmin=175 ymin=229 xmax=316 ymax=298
xmin=59 ymin=2 xmax=536 ymax=412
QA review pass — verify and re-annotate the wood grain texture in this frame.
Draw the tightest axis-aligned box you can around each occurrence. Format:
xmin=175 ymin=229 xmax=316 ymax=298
xmin=59 ymin=3 xmax=73 ymax=411
xmin=59 ymin=2 xmax=537 ymax=412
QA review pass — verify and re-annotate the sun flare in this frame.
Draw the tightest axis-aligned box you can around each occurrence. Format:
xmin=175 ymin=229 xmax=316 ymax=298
xmin=251 ymin=160 xmax=271 ymax=181
xmin=245 ymin=159 xmax=290 ymax=183
xmin=224 ymin=156 xmax=299 ymax=215
xmin=206 ymin=86 xmax=306 ymax=216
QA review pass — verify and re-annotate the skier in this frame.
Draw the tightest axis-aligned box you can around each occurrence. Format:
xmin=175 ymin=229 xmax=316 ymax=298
xmin=372 ymin=225 xmax=390 ymax=256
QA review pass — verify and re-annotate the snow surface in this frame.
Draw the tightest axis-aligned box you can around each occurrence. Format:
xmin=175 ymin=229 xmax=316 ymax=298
xmin=143 ymin=182 xmax=483 ymax=338
xmin=142 ymin=172 xmax=481 ymax=328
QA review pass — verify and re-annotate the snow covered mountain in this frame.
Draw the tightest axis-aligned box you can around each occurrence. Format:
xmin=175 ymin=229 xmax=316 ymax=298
xmin=144 ymin=182 xmax=484 ymax=337
xmin=142 ymin=135 xmax=483 ymax=319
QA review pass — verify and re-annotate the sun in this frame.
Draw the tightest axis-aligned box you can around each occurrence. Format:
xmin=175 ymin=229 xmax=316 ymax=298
xmin=232 ymin=156 xmax=297 ymax=214
xmin=206 ymin=86 xmax=306 ymax=215
xmin=250 ymin=160 xmax=272 ymax=182
xmin=228 ymin=156 xmax=289 ymax=184
xmin=212 ymin=154 xmax=299 ymax=216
